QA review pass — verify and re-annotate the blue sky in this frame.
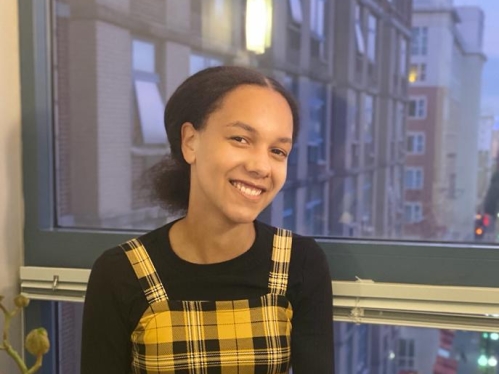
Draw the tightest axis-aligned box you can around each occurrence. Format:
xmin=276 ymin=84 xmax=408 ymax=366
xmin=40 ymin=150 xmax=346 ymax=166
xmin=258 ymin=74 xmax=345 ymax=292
xmin=454 ymin=0 xmax=499 ymax=113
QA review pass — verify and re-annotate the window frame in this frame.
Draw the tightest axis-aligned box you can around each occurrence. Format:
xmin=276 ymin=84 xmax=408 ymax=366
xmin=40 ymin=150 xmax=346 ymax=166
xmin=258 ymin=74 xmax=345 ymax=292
xmin=404 ymin=167 xmax=424 ymax=190
xmin=408 ymin=96 xmax=427 ymax=119
xmin=407 ymin=132 xmax=425 ymax=154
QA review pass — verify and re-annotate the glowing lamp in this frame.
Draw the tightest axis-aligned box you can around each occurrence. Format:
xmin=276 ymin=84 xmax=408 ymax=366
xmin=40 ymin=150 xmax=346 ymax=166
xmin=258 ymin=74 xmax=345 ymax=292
xmin=246 ymin=0 xmax=273 ymax=54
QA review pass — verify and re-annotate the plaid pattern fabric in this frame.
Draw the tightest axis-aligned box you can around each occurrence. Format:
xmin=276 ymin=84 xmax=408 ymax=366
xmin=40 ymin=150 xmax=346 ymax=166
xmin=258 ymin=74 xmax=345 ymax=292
xmin=122 ymin=228 xmax=294 ymax=373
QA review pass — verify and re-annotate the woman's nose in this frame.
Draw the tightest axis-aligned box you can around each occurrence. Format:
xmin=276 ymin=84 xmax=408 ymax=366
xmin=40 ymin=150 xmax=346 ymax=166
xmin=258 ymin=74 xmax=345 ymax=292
xmin=245 ymin=149 xmax=271 ymax=178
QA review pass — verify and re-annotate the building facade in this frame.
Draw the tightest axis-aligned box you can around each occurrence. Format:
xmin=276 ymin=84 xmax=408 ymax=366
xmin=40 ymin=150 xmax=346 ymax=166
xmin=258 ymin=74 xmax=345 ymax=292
xmin=404 ymin=0 xmax=486 ymax=240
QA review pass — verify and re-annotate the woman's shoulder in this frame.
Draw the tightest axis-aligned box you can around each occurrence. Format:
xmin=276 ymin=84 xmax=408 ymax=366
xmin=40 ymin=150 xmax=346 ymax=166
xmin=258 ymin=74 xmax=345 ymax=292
xmin=91 ymin=224 xmax=170 ymax=282
xmin=255 ymin=221 xmax=326 ymax=266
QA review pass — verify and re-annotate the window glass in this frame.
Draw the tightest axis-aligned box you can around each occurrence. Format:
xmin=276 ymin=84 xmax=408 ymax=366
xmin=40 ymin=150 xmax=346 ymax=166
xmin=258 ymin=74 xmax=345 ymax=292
xmin=133 ymin=80 xmax=166 ymax=144
xmin=367 ymin=14 xmax=377 ymax=62
xmin=132 ymin=40 xmax=155 ymax=73
xmin=288 ymin=0 xmax=303 ymax=24
xmin=51 ymin=0 xmax=496 ymax=242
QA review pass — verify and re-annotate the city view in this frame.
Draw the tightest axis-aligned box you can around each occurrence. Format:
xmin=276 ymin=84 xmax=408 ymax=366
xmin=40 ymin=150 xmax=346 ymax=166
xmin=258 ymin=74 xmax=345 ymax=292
xmin=49 ymin=0 xmax=499 ymax=372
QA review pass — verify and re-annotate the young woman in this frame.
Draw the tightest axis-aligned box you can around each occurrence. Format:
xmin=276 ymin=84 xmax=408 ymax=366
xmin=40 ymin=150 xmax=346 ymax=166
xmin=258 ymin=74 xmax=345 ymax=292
xmin=81 ymin=66 xmax=334 ymax=373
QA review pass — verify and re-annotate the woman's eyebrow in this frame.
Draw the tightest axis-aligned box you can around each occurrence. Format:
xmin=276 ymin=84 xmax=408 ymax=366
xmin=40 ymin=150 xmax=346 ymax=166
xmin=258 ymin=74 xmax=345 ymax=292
xmin=226 ymin=121 xmax=293 ymax=144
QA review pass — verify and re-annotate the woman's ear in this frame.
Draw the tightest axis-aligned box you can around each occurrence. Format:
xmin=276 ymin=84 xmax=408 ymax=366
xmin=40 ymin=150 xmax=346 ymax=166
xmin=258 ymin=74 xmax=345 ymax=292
xmin=180 ymin=122 xmax=198 ymax=164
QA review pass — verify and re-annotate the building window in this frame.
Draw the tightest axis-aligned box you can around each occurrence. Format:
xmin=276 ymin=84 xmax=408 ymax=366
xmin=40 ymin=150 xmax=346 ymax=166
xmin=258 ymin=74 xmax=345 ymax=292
xmin=288 ymin=0 xmax=303 ymax=24
xmin=305 ymin=183 xmax=324 ymax=235
xmin=409 ymin=63 xmax=427 ymax=82
xmin=367 ymin=14 xmax=377 ymax=62
xmin=405 ymin=167 xmax=424 ymax=190
xmin=407 ymin=132 xmax=425 ymax=154
xmin=411 ymin=27 xmax=428 ymax=56
xmin=310 ymin=0 xmax=326 ymax=57
xmin=408 ymin=97 xmax=427 ymax=119
xmin=308 ymin=81 xmax=327 ymax=163
xmin=190 ymin=53 xmax=223 ymax=75
xmin=364 ymin=94 xmax=374 ymax=143
xmin=361 ymin=172 xmax=373 ymax=234
xmin=398 ymin=338 xmax=416 ymax=368
xmin=404 ymin=203 xmax=423 ymax=224
xmin=288 ymin=0 xmax=302 ymax=50
xmin=132 ymin=39 xmax=166 ymax=145
xmin=283 ymin=189 xmax=296 ymax=231
xmin=400 ymin=36 xmax=407 ymax=76
xmin=355 ymin=4 xmax=365 ymax=54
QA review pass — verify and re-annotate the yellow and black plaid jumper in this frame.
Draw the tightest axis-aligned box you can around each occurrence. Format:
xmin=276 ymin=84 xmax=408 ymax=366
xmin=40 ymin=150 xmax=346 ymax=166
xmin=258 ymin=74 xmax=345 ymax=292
xmin=121 ymin=228 xmax=294 ymax=373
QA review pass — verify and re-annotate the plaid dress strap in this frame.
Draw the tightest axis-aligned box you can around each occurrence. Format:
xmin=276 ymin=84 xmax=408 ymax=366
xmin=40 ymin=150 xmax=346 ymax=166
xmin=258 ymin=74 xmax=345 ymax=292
xmin=121 ymin=238 xmax=169 ymax=308
xmin=268 ymin=228 xmax=293 ymax=296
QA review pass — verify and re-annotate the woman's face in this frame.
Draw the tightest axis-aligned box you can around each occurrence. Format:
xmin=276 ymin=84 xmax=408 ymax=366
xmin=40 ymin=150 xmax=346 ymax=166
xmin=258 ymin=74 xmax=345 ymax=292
xmin=182 ymin=84 xmax=294 ymax=225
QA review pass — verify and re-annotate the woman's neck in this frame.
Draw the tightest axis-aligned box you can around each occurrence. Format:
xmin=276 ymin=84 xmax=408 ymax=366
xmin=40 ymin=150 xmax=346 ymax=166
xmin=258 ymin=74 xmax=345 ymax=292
xmin=168 ymin=215 xmax=256 ymax=265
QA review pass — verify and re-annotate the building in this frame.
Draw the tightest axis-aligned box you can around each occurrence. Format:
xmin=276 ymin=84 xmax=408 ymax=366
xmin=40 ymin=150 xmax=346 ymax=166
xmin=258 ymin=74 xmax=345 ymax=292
xmin=53 ymin=0 xmax=412 ymax=240
xmin=477 ymin=112 xmax=495 ymax=209
xmin=404 ymin=0 xmax=486 ymax=240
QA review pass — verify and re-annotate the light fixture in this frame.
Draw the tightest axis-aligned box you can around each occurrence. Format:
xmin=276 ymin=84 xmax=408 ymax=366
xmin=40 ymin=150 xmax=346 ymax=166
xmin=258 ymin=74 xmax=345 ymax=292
xmin=479 ymin=354 xmax=488 ymax=367
xmin=490 ymin=356 xmax=498 ymax=367
xmin=245 ymin=0 xmax=273 ymax=54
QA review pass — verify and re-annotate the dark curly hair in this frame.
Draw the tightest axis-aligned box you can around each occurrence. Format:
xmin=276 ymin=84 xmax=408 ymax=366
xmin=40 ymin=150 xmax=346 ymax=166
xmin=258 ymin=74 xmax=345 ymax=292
xmin=148 ymin=65 xmax=300 ymax=214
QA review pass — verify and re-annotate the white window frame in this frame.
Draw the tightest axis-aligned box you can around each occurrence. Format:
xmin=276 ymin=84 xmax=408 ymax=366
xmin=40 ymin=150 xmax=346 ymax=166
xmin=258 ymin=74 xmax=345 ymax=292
xmin=397 ymin=338 xmax=415 ymax=369
xmin=408 ymin=96 xmax=427 ymax=119
xmin=411 ymin=26 xmax=428 ymax=56
xmin=409 ymin=63 xmax=427 ymax=83
xmin=405 ymin=168 xmax=424 ymax=190
xmin=407 ymin=132 xmax=425 ymax=154
xmin=404 ymin=201 xmax=423 ymax=223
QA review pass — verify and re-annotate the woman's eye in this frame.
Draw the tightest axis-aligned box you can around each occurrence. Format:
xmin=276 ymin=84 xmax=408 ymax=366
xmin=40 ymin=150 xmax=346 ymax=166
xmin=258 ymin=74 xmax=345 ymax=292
xmin=231 ymin=136 xmax=248 ymax=144
xmin=272 ymin=149 xmax=288 ymax=158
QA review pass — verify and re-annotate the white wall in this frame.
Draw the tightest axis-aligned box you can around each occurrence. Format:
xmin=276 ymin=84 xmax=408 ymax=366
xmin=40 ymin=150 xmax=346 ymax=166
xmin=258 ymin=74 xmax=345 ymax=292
xmin=0 ymin=1 xmax=24 ymax=373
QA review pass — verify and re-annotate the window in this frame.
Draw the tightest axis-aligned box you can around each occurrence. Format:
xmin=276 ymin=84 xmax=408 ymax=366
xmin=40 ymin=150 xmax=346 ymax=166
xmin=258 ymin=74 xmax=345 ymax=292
xmin=189 ymin=53 xmax=223 ymax=75
xmin=411 ymin=26 xmax=428 ymax=56
xmin=404 ymin=202 xmax=423 ymax=223
xmin=18 ymin=0 xmax=499 ymax=372
xmin=408 ymin=97 xmax=427 ymax=119
xmin=409 ymin=63 xmax=427 ymax=82
xmin=288 ymin=0 xmax=303 ymax=24
xmin=310 ymin=0 xmax=326 ymax=57
xmin=397 ymin=338 xmax=415 ymax=368
xmin=400 ymin=36 xmax=407 ymax=76
xmin=364 ymin=94 xmax=374 ymax=143
xmin=361 ymin=172 xmax=373 ymax=235
xmin=405 ymin=167 xmax=424 ymax=189
xmin=132 ymin=40 xmax=166 ymax=145
xmin=282 ymin=189 xmax=296 ymax=231
xmin=367 ymin=14 xmax=377 ymax=62
xmin=308 ymin=80 xmax=327 ymax=163
xmin=407 ymin=132 xmax=425 ymax=154
xmin=310 ymin=0 xmax=325 ymax=38
xmin=288 ymin=0 xmax=302 ymax=50
xmin=354 ymin=4 xmax=365 ymax=54
xmin=305 ymin=183 xmax=324 ymax=235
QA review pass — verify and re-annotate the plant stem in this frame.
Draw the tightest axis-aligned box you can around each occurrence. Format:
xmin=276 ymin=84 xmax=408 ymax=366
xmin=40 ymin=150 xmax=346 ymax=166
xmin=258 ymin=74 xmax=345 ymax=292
xmin=26 ymin=354 xmax=43 ymax=374
xmin=1 ymin=301 xmax=28 ymax=373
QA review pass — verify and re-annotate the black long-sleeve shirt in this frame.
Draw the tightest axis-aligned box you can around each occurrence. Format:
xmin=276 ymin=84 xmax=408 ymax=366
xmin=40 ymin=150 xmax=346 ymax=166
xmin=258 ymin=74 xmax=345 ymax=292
xmin=81 ymin=220 xmax=334 ymax=373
